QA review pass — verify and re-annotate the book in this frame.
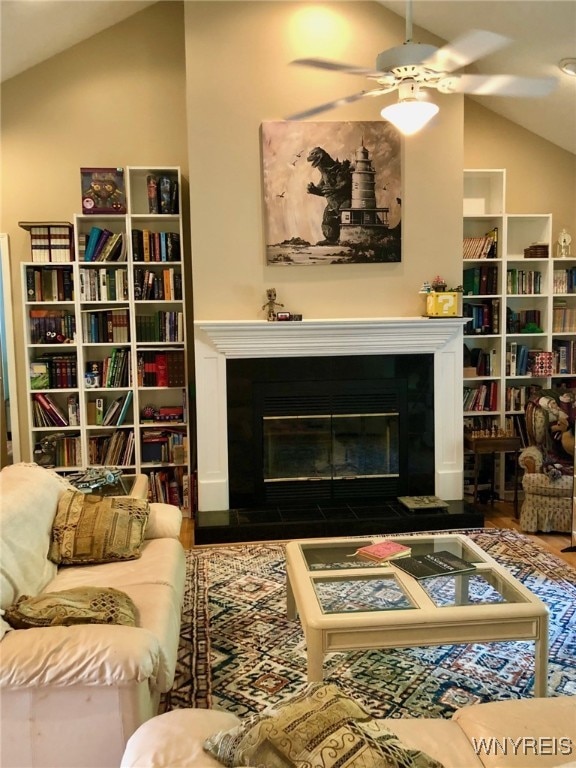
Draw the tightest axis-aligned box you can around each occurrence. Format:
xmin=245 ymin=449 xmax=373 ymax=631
xmin=353 ymin=540 xmax=412 ymax=562
xmin=30 ymin=361 xmax=50 ymax=390
xmin=397 ymin=496 xmax=449 ymax=511
xmin=392 ymin=550 xmax=476 ymax=580
xmin=116 ymin=390 xmax=133 ymax=426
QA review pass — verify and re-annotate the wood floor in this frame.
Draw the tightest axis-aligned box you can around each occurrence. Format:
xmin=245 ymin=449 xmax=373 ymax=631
xmin=180 ymin=502 xmax=576 ymax=568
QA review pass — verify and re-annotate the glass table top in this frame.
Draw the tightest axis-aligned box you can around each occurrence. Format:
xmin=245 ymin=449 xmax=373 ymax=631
xmin=292 ymin=536 xmax=532 ymax=614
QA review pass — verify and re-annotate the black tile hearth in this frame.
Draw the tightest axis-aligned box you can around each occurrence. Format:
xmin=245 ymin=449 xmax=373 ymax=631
xmin=195 ymin=500 xmax=484 ymax=544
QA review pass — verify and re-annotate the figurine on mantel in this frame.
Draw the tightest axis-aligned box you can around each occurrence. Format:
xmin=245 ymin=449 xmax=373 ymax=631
xmin=262 ymin=288 xmax=284 ymax=321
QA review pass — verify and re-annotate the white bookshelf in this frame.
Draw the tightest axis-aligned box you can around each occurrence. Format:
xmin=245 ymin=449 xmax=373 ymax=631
xmin=21 ymin=166 xmax=192 ymax=513
xmin=462 ymin=169 xmax=575 ymax=499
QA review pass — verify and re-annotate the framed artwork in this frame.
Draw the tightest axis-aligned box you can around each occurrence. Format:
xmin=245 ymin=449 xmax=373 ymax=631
xmin=261 ymin=121 xmax=401 ymax=266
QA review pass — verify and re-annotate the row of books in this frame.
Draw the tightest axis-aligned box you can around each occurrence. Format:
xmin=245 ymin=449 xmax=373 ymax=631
xmin=87 ymin=429 xmax=135 ymax=466
xmin=32 ymin=392 xmax=76 ymax=427
xmin=463 ymin=299 xmax=500 ymax=335
xmin=463 ymin=381 xmax=498 ymax=412
xmin=462 ymin=265 xmax=498 ymax=296
xmin=506 ymin=268 xmax=542 ymax=295
xmin=80 ymin=308 xmax=129 ymax=343
xmin=506 ymin=308 xmax=541 ymax=334
xmin=552 ymin=340 xmax=576 ymax=375
xmin=462 ymin=229 xmax=497 ymax=260
xmin=133 ymin=267 xmax=183 ymax=301
xmin=147 ymin=468 xmax=183 ymax=507
xmin=30 ymin=352 xmax=78 ymax=389
xmin=85 ymin=348 xmax=131 ymax=389
xmin=505 ymin=384 xmax=542 ymax=412
xmin=135 ymin=312 xmax=184 ymax=342
xmin=79 ymin=267 xmax=128 ymax=302
xmin=464 ymin=347 xmax=498 ymax=377
xmin=146 ymin=174 xmax=179 ymax=215
xmin=553 ymin=268 xmax=576 ymax=295
xmin=26 ymin=266 xmax=74 ymax=302
xmin=34 ymin=434 xmax=81 ymax=467
xmin=80 ymin=228 xmax=127 ymax=262
xmin=20 ymin=222 xmax=74 ymax=263
xmin=86 ymin=391 xmax=133 ymax=427
xmin=141 ymin=428 xmax=187 ymax=464
xmin=29 ymin=308 xmax=76 ymax=344
xmin=131 ymin=229 xmax=181 ymax=263
xmin=552 ymin=303 xmax=576 ymax=332
xmin=137 ymin=350 xmax=186 ymax=387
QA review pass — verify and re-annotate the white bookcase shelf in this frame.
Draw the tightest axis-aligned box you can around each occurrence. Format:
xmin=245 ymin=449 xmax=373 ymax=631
xmin=22 ymin=166 xmax=192 ymax=512
xmin=462 ymin=168 xmax=575 ymax=500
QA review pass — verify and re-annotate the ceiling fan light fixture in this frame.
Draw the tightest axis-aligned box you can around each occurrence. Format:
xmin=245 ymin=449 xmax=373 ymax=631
xmin=559 ymin=58 xmax=576 ymax=77
xmin=381 ymin=99 xmax=439 ymax=135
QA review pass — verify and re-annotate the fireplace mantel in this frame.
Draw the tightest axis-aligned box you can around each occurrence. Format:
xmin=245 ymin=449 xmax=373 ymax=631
xmin=194 ymin=318 xmax=466 ymax=513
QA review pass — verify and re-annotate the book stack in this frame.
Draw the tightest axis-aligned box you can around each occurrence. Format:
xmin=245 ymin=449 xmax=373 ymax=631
xmin=19 ymin=221 xmax=74 ymax=263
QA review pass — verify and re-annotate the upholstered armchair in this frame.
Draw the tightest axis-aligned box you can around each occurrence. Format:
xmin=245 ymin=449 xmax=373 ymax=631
xmin=518 ymin=390 xmax=574 ymax=533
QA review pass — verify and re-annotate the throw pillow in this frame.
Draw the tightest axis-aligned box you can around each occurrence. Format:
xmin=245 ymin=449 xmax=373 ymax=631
xmin=4 ymin=586 xmax=138 ymax=629
xmin=203 ymin=682 xmax=444 ymax=768
xmin=49 ymin=490 xmax=150 ymax=565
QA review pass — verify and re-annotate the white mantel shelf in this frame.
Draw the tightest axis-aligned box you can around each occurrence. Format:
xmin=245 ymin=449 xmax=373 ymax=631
xmin=194 ymin=317 xmax=466 ymax=513
xmin=195 ymin=317 xmax=467 ymax=358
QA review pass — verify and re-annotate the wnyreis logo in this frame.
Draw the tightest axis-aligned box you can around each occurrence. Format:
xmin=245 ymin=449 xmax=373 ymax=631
xmin=472 ymin=737 xmax=573 ymax=757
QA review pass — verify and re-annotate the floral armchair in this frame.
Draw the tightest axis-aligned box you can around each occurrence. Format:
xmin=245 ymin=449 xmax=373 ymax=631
xmin=518 ymin=390 xmax=574 ymax=532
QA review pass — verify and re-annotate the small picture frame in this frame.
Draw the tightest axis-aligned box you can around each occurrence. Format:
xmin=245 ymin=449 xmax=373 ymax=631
xmin=81 ymin=167 xmax=127 ymax=214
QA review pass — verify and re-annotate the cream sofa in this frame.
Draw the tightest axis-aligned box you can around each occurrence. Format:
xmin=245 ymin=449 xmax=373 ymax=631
xmin=120 ymin=697 xmax=576 ymax=768
xmin=0 ymin=462 xmax=186 ymax=768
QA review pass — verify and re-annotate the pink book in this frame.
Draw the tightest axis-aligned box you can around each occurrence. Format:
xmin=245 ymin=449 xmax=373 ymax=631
xmin=354 ymin=540 xmax=411 ymax=562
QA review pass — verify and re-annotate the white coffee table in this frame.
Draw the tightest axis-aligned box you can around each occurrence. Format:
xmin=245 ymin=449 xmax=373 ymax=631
xmin=285 ymin=533 xmax=549 ymax=696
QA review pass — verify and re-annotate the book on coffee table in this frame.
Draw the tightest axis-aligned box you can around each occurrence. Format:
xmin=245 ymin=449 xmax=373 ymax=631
xmin=397 ymin=495 xmax=449 ymax=511
xmin=391 ymin=550 xmax=476 ymax=580
xmin=353 ymin=540 xmax=412 ymax=563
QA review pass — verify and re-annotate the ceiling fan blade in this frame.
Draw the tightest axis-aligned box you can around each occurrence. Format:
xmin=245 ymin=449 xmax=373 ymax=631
xmin=291 ymin=58 xmax=386 ymax=80
xmin=439 ymin=73 xmax=557 ymax=97
xmin=285 ymin=87 xmax=395 ymax=121
xmin=423 ymin=29 xmax=510 ymax=73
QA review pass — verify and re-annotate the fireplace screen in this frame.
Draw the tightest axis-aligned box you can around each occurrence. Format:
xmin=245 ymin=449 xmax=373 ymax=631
xmin=263 ymin=412 xmax=399 ymax=482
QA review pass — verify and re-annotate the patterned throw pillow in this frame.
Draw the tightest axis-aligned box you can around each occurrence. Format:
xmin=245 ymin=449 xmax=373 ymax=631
xmin=203 ymin=682 xmax=444 ymax=768
xmin=4 ymin=587 xmax=138 ymax=629
xmin=49 ymin=490 xmax=150 ymax=565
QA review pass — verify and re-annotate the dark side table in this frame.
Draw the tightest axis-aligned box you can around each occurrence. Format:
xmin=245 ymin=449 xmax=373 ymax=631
xmin=464 ymin=434 xmax=522 ymax=518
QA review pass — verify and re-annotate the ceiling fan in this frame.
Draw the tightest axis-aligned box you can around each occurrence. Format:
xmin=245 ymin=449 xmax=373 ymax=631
xmin=287 ymin=0 xmax=557 ymax=133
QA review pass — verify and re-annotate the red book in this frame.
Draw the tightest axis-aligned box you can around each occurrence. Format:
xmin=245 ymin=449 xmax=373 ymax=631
xmin=353 ymin=540 xmax=412 ymax=563
xmin=155 ymin=352 xmax=168 ymax=387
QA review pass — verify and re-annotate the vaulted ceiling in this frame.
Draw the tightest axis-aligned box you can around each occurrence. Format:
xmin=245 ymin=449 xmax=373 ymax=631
xmin=1 ymin=0 xmax=575 ymax=155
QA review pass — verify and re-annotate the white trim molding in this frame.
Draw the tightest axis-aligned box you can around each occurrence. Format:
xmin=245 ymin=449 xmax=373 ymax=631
xmin=194 ymin=318 xmax=466 ymax=513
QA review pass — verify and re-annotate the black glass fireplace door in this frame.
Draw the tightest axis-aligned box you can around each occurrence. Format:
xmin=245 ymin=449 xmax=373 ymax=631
xmin=263 ymin=413 xmax=399 ymax=482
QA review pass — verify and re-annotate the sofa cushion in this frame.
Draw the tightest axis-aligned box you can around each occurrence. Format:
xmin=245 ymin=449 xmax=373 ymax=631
xmin=4 ymin=586 xmax=138 ymax=629
xmin=121 ymin=709 xmax=241 ymax=768
xmin=49 ymin=490 xmax=150 ymax=565
xmin=203 ymin=681 xmax=443 ymax=768
xmin=452 ymin=697 xmax=576 ymax=768
xmin=145 ymin=502 xmax=182 ymax=540
xmin=0 ymin=463 xmax=68 ymax=613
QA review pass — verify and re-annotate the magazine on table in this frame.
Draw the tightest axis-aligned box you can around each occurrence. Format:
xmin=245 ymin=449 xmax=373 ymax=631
xmin=352 ymin=540 xmax=412 ymax=563
xmin=391 ymin=550 xmax=476 ymax=580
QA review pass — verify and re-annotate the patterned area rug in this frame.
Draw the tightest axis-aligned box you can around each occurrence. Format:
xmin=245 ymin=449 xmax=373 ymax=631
xmin=168 ymin=529 xmax=576 ymax=719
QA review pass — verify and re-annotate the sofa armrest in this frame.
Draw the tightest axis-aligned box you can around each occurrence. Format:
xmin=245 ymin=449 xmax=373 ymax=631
xmin=0 ymin=624 xmax=162 ymax=689
xmin=145 ymin=503 xmax=182 ymax=540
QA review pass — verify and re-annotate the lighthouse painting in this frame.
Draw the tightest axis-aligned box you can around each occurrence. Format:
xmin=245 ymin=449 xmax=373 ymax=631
xmin=261 ymin=121 xmax=401 ymax=266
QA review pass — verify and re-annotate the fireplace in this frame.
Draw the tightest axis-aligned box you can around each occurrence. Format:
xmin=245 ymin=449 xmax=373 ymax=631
xmin=227 ymin=355 xmax=433 ymax=508
xmin=194 ymin=318 xmax=475 ymax=540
